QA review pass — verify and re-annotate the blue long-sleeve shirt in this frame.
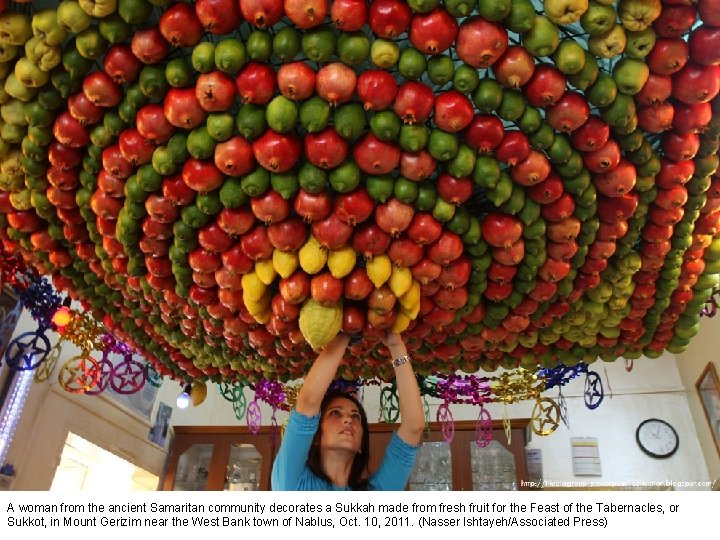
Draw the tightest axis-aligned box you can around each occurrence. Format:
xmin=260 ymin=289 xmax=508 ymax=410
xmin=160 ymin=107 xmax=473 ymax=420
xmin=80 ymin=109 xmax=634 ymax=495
xmin=272 ymin=409 xmax=419 ymax=490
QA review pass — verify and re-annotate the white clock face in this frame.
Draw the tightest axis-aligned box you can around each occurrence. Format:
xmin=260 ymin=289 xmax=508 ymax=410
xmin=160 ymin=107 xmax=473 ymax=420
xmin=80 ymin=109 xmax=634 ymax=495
xmin=637 ymin=419 xmax=679 ymax=458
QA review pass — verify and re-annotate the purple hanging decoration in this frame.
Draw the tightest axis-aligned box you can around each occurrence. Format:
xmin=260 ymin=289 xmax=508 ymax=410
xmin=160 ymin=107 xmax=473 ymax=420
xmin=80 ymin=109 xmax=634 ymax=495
xmin=474 ymin=405 xmax=492 ymax=448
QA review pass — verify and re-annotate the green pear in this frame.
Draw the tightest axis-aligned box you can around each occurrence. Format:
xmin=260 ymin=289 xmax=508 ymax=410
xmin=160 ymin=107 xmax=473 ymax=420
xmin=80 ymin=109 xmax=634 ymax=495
xmin=589 ymin=25 xmax=627 ymax=58
xmin=522 ymin=16 xmax=560 ymax=58
xmin=612 ymin=58 xmax=649 ymax=95
xmin=32 ymin=9 xmax=68 ymax=46
xmin=57 ymin=1 xmax=92 ymax=34
xmin=79 ymin=0 xmax=118 ymax=18
xmin=0 ymin=12 xmax=33 ymax=46
xmin=25 ymin=37 xmax=62 ymax=72
xmin=625 ymin=28 xmax=656 ymax=59
xmin=619 ymin=0 xmax=662 ymax=32
xmin=580 ymin=1 xmax=617 ymax=36
xmin=545 ymin=0 xmax=589 ymax=26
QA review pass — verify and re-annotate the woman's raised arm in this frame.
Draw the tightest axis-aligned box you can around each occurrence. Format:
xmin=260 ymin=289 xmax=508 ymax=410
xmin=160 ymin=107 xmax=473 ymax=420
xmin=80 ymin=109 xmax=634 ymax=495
xmin=384 ymin=332 xmax=425 ymax=446
xmin=295 ymin=333 xmax=351 ymax=416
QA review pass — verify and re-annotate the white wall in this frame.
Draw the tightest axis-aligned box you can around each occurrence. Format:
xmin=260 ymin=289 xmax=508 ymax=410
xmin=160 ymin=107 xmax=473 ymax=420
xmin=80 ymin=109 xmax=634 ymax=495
xmin=160 ymin=345 xmax=712 ymax=490
xmin=675 ymin=313 xmax=720 ymax=487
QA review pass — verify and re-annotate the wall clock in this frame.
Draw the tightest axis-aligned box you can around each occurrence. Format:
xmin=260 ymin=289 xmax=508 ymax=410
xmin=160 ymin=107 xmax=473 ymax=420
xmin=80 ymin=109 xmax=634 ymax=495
xmin=636 ymin=419 xmax=679 ymax=459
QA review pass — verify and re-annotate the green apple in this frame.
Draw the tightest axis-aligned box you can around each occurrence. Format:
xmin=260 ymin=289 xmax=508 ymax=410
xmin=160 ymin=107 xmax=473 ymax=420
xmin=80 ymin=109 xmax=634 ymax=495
xmin=545 ymin=0 xmax=589 ymax=26
xmin=588 ymin=24 xmax=627 ymax=58
xmin=625 ymin=28 xmax=656 ymax=59
xmin=580 ymin=1 xmax=616 ymax=36
xmin=522 ymin=15 xmax=560 ymax=57
xmin=56 ymin=1 xmax=93 ymax=34
xmin=1 ymin=98 xmax=26 ymax=125
xmin=79 ymin=0 xmax=118 ymax=18
xmin=612 ymin=58 xmax=649 ymax=95
xmin=15 ymin=58 xmax=50 ymax=88
xmin=0 ymin=42 xmax=17 ymax=63
xmin=0 ymin=12 xmax=33 ymax=46
xmin=32 ymin=9 xmax=68 ymax=47
xmin=619 ymin=0 xmax=662 ymax=32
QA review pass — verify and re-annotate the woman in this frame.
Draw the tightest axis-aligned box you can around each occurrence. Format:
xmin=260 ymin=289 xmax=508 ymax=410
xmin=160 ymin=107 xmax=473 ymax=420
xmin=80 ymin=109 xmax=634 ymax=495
xmin=271 ymin=332 xmax=425 ymax=490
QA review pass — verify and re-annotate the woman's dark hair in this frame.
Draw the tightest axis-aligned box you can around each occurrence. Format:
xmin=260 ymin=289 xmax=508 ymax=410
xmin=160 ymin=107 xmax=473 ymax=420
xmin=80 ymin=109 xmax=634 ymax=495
xmin=307 ymin=390 xmax=370 ymax=490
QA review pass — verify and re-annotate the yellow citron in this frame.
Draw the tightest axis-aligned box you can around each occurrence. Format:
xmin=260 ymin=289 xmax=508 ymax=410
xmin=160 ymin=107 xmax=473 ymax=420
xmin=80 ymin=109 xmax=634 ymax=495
xmin=388 ymin=265 xmax=412 ymax=298
xmin=241 ymin=270 xmax=266 ymax=302
xmin=399 ymin=280 xmax=421 ymax=317
xmin=327 ymin=245 xmax=356 ymax=279
xmin=391 ymin=311 xmax=412 ymax=334
xmin=255 ymin=258 xmax=276 ymax=285
xmin=299 ymin=299 xmax=343 ymax=350
xmin=272 ymin=249 xmax=298 ymax=279
xmin=366 ymin=254 xmax=392 ymax=288
xmin=298 ymin=234 xmax=327 ymax=275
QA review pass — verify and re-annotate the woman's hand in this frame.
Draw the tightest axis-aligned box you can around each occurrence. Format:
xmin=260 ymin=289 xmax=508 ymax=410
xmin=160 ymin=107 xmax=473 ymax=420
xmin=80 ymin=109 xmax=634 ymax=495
xmin=382 ymin=332 xmax=404 ymax=349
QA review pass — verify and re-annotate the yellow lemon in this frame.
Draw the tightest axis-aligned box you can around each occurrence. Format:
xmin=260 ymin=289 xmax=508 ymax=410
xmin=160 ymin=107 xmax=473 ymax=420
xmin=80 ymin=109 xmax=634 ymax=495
xmin=298 ymin=235 xmax=327 ymax=274
xmin=388 ymin=265 xmax=412 ymax=298
xmin=327 ymin=245 xmax=356 ymax=279
xmin=272 ymin=249 xmax=298 ymax=278
xmin=366 ymin=253 xmax=392 ymax=288
xmin=243 ymin=290 xmax=271 ymax=323
xmin=399 ymin=280 xmax=421 ymax=316
xmin=241 ymin=271 xmax=266 ymax=302
xmin=255 ymin=258 xmax=276 ymax=285
xmin=391 ymin=311 xmax=411 ymax=334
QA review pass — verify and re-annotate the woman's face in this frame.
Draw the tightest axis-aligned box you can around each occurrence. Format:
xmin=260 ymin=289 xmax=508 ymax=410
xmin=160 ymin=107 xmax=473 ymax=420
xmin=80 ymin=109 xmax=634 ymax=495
xmin=319 ymin=396 xmax=364 ymax=454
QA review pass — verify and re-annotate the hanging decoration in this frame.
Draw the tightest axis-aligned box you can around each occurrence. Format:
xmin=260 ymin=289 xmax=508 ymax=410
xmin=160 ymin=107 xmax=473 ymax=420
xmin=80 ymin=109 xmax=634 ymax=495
xmin=557 ymin=388 xmax=569 ymax=429
xmin=58 ymin=354 xmax=100 ymax=394
xmin=4 ymin=331 xmax=51 ymax=371
xmin=380 ymin=384 xmax=400 ymax=424
xmin=83 ymin=355 xmax=113 ymax=396
xmin=531 ymin=397 xmax=562 ymax=436
xmin=33 ymin=341 xmax=62 ymax=383
xmin=474 ymin=406 xmax=493 ymax=448
xmin=145 ymin=363 xmax=164 ymax=388
xmin=583 ymin=371 xmax=605 ymax=410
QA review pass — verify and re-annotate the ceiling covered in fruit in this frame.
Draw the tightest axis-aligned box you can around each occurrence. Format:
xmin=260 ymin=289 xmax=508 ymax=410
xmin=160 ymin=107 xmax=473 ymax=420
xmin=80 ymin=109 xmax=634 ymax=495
xmin=1 ymin=0 xmax=719 ymax=387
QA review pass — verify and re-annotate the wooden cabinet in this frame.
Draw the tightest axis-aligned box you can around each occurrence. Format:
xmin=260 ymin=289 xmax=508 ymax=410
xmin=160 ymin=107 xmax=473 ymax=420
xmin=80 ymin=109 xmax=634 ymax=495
xmin=161 ymin=419 xmax=531 ymax=491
